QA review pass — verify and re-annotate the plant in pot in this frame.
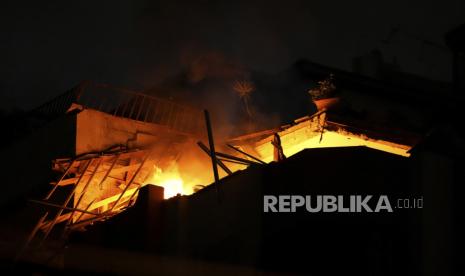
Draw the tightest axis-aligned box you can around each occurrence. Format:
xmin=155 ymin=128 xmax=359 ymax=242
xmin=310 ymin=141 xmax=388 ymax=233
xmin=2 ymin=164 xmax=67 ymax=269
xmin=308 ymin=74 xmax=339 ymax=111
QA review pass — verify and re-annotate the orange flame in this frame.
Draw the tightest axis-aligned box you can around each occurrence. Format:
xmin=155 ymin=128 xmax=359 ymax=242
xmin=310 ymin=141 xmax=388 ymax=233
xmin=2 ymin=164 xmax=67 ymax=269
xmin=144 ymin=161 xmax=212 ymax=199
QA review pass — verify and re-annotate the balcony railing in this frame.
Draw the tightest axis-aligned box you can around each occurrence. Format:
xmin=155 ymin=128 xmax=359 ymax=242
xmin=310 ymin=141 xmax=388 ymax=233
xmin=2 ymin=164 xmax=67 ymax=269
xmin=32 ymin=81 xmax=204 ymax=135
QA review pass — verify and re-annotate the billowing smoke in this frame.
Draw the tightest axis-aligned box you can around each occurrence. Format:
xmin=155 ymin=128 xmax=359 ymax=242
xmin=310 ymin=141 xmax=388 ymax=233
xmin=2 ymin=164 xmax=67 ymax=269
xmin=142 ymin=48 xmax=285 ymax=140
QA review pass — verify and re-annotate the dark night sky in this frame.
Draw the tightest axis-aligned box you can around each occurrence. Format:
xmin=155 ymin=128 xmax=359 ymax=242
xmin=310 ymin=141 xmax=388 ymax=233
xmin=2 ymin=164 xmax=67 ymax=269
xmin=1 ymin=0 xmax=464 ymax=110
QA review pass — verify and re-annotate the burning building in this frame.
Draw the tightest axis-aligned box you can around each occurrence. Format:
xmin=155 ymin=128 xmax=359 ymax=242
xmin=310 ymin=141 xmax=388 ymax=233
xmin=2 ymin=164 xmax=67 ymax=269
xmin=0 ymin=58 xmax=458 ymax=275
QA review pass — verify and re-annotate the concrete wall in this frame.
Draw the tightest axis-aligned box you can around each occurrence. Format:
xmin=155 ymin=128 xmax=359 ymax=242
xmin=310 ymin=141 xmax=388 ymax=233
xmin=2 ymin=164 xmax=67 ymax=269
xmin=419 ymin=151 xmax=454 ymax=276
xmin=76 ymin=108 xmax=185 ymax=155
xmin=69 ymin=147 xmax=423 ymax=274
xmin=164 ymin=167 xmax=264 ymax=266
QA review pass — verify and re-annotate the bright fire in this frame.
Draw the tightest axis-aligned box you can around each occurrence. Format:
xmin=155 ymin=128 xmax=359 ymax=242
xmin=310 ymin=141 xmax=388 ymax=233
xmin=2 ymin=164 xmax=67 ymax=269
xmin=143 ymin=116 xmax=411 ymax=200
xmin=144 ymin=164 xmax=184 ymax=198
xmin=144 ymin=161 xmax=208 ymax=199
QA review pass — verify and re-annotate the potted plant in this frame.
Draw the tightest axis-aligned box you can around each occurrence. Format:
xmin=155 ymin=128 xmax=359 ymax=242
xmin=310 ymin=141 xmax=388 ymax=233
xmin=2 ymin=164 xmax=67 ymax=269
xmin=308 ymin=74 xmax=340 ymax=111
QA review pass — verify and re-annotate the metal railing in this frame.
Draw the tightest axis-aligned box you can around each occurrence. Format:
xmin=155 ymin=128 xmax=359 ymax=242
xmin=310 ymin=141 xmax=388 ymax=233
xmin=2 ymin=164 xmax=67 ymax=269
xmin=32 ymin=81 xmax=204 ymax=135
